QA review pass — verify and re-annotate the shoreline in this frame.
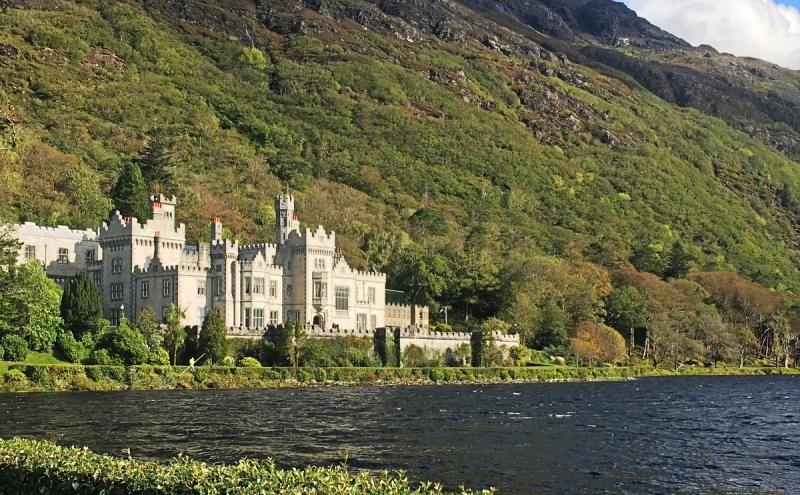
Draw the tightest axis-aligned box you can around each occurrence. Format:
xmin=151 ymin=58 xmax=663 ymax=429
xmin=2 ymin=363 xmax=797 ymax=393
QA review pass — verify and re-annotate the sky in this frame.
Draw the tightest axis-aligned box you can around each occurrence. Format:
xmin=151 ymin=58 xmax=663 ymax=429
xmin=621 ymin=0 xmax=800 ymax=70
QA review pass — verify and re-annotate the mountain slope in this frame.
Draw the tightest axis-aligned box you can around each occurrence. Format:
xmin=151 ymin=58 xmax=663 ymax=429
xmin=1 ymin=0 xmax=800 ymax=304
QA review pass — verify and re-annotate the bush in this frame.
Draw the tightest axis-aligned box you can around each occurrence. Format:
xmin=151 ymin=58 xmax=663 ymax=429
xmin=3 ymin=369 xmax=26 ymax=383
xmin=296 ymin=369 xmax=311 ymax=382
xmin=314 ymin=368 xmax=327 ymax=382
xmin=85 ymin=367 xmax=104 ymax=382
xmin=1 ymin=335 xmax=29 ymax=362
xmin=147 ymin=348 xmax=170 ymax=366
xmin=28 ymin=366 xmax=49 ymax=384
xmin=56 ymin=332 xmax=85 ymax=364
xmin=0 ymin=343 xmax=4 ymax=360
xmin=237 ymin=356 xmax=262 ymax=368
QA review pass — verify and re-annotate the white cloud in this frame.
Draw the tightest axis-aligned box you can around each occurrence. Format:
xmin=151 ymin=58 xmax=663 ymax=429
xmin=623 ymin=0 xmax=800 ymax=69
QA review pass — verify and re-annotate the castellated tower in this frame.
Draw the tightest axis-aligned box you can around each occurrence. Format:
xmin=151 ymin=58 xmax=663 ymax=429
xmin=275 ymin=194 xmax=300 ymax=244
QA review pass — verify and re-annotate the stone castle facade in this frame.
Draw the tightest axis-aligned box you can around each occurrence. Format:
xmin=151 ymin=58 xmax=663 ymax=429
xmin=9 ymin=194 xmax=520 ymax=360
xmin=9 ymin=194 xmax=421 ymax=333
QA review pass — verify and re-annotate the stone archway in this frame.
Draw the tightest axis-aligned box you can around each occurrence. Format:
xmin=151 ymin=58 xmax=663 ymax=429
xmin=313 ymin=314 xmax=323 ymax=328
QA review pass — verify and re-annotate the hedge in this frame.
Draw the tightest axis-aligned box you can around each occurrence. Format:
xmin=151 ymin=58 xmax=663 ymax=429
xmin=0 ymin=437 xmax=491 ymax=494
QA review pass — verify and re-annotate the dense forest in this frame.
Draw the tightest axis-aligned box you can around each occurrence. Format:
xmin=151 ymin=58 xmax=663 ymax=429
xmin=1 ymin=0 xmax=799 ymax=367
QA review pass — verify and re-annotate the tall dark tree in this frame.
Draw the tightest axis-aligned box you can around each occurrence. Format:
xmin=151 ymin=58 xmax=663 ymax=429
xmin=60 ymin=272 xmax=103 ymax=340
xmin=663 ymin=241 xmax=693 ymax=280
xmin=111 ymin=162 xmax=150 ymax=221
xmin=198 ymin=310 xmax=229 ymax=365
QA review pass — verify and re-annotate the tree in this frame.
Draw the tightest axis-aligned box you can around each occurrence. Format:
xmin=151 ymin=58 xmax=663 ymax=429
xmin=508 ymin=345 xmax=531 ymax=366
xmin=60 ymin=272 xmax=103 ymax=340
xmin=163 ymin=304 xmax=186 ymax=365
xmin=278 ymin=317 xmax=305 ymax=367
xmin=733 ymin=326 xmax=759 ymax=368
xmin=663 ymin=241 xmax=693 ymax=280
xmin=570 ymin=321 xmax=627 ymax=365
xmin=59 ymin=165 xmax=113 ymax=229
xmin=604 ymin=286 xmax=647 ymax=355
xmin=1 ymin=261 xmax=62 ymax=352
xmin=386 ymin=243 xmax=452 ymax=307
xmin=111 ymin=162 xmax=149 ymax=221
xmin=106 ymin=317 xmax=148 ymax=365
xmin=198 ymin=310 xmax=229 ymax=366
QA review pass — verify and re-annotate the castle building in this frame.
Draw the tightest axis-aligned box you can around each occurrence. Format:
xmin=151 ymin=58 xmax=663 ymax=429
xmin=9 ymin=194 xmax=412 ymax=333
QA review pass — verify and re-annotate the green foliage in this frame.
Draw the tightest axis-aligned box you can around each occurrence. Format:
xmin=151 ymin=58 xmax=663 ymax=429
xmin=97 ymin=318 xmax=148 ymax=366
xmin=198 ymin=310 xmax=229 ymax=365
xmin=111 ymin=162 xmax=150 ymax=220
xmin=56 ymin=330 xmax=85 ymax=364
xmin=1 ymin=334 xmax=29 ymax=362
xmin=0 ymin=437 xmax=492 ymax=495
xmin=237 ymin=356 xmax=262 ymax=367
xmin=163 ymin=304 xmax=186 ymax=365
xmin=60 ymin=272 xmax=103 ymax=341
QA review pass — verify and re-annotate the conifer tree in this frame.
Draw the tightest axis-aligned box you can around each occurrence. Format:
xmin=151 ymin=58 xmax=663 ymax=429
xmin=111 ymin=162 xmax=150 ymax=221
xmin=60 ymin=272 xmax=103 ymax=340
xmin=198 ymin=310 xmax=229 ymax=365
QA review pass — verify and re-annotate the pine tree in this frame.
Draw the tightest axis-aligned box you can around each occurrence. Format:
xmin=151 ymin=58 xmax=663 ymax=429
xmin=198 ymin=310 xmax=229 ymax=366
xmin=60 ymin=272 xmax=103 ymax=340
xmin=111 ymin=162 xmax=150 ymax=221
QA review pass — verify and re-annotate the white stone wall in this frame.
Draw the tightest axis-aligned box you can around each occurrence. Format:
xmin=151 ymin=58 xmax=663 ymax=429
xmin=11 ymin=222 xmax=99 ymax=283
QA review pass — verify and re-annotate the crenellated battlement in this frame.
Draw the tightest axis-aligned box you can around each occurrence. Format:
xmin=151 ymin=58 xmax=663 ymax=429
xmin=14 ymin=222 xmax=98 ymax=239
xmin=285 ymin=225 xmax=336 ymax=247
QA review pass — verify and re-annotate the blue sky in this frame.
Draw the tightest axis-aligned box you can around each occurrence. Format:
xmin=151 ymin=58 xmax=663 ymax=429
xmin=621 ymin=0 xmax=800 ymax=69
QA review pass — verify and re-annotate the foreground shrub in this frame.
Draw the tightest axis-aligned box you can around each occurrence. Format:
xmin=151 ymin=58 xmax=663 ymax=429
xmin=0 ymin=437 xmax=492 ymax=494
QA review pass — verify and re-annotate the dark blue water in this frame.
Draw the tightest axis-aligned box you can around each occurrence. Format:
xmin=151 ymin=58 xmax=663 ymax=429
xmin=1 ymin=376 xmax=798 ymax=494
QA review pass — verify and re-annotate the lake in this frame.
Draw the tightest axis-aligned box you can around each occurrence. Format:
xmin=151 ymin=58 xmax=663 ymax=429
xmin=1 ymin=376 xmax=798 ymax=494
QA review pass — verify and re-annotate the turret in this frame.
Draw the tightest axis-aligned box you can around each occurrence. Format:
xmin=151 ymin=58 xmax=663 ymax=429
xmin=275 ymin=194 xmax=300 ymax=244
xmin=211 ymin=217 xmax=223 ymax=243
xmin=150 ymin=195 xmax=176 ymax=226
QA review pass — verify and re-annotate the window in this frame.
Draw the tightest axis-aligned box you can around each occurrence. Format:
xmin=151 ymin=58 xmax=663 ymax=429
xmin=162 ymin=306 xmax=170 ymax=322
xmin=85 ymin=250 xmax=95 ymax=263
xmin=314 ymin=281 xmax=327 ymax=300
xmin=286 ymin=284 xmax=292 ymax=298
xmin=370 ymin=315 xmax=377 ymax=331
xmin=367 ymin=287 xmax=376 ymax=304
xmin=253 ymin=277 xmax=264 ymax=295
xmin=110 ymin=308 xmax=120 ymax=326
xmin=112 ymin=258 xmax=123 ymax=274
xmin=269 ymin=310 xmax=279 ymax=326
xmin=335 ymin=286 xmax=349 ymax=311
xmin=141 ymin=281 xmax=149 ymax=299
xmin=357 ymin=313 xmax=367 ymax=331
xmin=253 ymin=309 xmax=264 ymax=328
xmin=110 ymin=283 xmax=124 ymax=301
xmin=244 ymin=308 xmax=251 ymax=328
xmin=197 ymin=308 xmax=206 ymax=327
xmin=216 ymin=277 xmax=224 ymax=295
xmin=314 ymin=258 xmax=326 ymax=270
xmin=162 ymin=279 xmax=171 ymax=297
xmin=92 ymin=271 xmax=101 ymax=287
xmin=244 ymin=277 xmax=251 ymax=295
xmin=24 ymin=245 xmax=36 ymax=260
xmin=269 ymin=280 xmax=277 ymax=298
xmin=57 ymin=248 xmax=69 ymax=264
xmin=197 ymin=280 xmax=205 ymax=295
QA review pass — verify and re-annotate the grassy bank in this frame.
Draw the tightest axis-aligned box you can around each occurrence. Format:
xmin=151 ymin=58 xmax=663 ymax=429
xmin=0 ymin=437 xmax=488 ymax=494
xmin=0 ymin=363 xmax=797 ymax=392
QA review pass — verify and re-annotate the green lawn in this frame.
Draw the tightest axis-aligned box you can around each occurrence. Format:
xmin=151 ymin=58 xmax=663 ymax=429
xmin=23 ymin=353 xmax=71 ymax=365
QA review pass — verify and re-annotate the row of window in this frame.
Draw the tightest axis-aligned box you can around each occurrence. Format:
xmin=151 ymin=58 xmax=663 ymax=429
xmin=23 ymin=246 xmax=95 ymax=264
xmin=243 ymin=277 xmax=277 ymax=297
xmin=242 ymin=308 xmax=280 ymax=328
